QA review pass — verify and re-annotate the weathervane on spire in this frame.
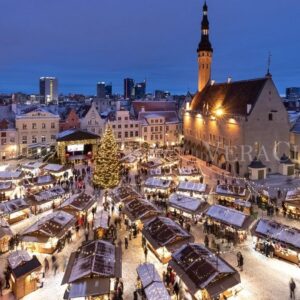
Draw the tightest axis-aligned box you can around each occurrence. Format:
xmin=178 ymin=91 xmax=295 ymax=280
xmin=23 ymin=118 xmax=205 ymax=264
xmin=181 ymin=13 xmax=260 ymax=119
xmin=266 ymin=51 xmax=272 ymax=77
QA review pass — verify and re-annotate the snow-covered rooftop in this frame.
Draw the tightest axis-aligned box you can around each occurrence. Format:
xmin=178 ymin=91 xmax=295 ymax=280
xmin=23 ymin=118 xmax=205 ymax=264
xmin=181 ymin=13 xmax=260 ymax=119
xmin=177 ymin=181 xmax=207 ymax=193
xmin=215 ymin=184 xmax=246 ymax=197
xmin=68 ymin=240 xmax=117 ymax=283
xmin=93 ymin=210 xmax=109 ymax=230
xmin=144 ymin=177 xmax=171 ymax=189
xmin=254 ymin=219 xmax=300 ymax=250
xmin=33 ymin=186 xmax=66 ymax=202
xmin=0 ymin=171 xmax=22 ymax=180
xmin=171 ymin=243 xmax=237 ymax=290
xmin=136 ymin=263 xmax=170 ymax=300
xmin=178 ymin=166 xmax=200 ymax=176
xmin=169 ymin=193 xmax=206 ymax=213
xmin=22 ymin=161 xmax=45 ymax=170
xmin=205 ymin=205 xmax=248 ymax=228
xmin=43 ymin=164 xmax=68 ymax=172
xmin=8 ymin=250 xmax=32 ymax=270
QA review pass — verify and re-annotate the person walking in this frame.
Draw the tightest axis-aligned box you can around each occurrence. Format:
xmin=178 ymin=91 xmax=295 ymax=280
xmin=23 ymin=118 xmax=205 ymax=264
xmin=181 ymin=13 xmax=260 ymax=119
xmin=44 ymin=257 xmax=50 ymax=274
xmin=204 ymin=235 xmax=209 ymax=248
xmin=85 ymin=228 xmax=89 ymax=241
xmin=290 ymin=278 xmax=296 ymax=299
xmin=144 ymin=246 xmax=148 ymax=262
xmin=236 ymin=252 xmax=241 ymax=267
xmin=238 ymin=253 xmax=244 ymax=271
xmin=124 ymin=236 xmax=129 ymax=250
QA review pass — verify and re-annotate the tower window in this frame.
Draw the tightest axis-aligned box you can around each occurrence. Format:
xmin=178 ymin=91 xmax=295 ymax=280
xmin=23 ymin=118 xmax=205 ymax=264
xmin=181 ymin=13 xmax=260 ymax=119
xmin=268 ymin=113 xmax=273 ymax=121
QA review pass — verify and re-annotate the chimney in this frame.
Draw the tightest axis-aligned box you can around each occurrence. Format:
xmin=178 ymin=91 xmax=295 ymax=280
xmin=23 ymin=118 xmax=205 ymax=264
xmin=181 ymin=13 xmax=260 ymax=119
xmin=227 ymin=77 xmax=232 ymax=83
xmin=211 ymin=80 xmax=215 ymax=86
xmin=141 ymin=106 xmax=145 ymax=113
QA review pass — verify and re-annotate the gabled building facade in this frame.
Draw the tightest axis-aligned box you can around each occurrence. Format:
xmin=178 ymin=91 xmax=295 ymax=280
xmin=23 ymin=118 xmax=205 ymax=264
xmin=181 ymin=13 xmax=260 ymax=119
xmin=184 ymin=2 xmax=290 ymax=177
xmin=80 ymin=102 xmax=106 ymax=137
xmin=16 ymin=107 xmax=59 ymax=157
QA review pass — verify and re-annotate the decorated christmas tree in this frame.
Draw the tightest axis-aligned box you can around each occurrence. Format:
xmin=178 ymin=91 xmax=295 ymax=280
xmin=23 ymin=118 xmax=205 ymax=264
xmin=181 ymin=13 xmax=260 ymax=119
xmin=93 ymin=125 xmax=120 ymax=189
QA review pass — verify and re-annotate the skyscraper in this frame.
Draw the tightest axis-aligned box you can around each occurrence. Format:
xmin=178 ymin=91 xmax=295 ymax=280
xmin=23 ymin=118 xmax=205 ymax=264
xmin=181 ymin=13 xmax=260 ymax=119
xmin=124 ymin=78 xmax=134 ymax=99
xmin=97 ymin=82 xmax=106 ymax=98
xmin=134 ymin=81 xmax=146 ymax=99
xmin=39 ymin=77 xmax=58 ymax=104
xmin=105 ymin=83 xmax=112 ymax=98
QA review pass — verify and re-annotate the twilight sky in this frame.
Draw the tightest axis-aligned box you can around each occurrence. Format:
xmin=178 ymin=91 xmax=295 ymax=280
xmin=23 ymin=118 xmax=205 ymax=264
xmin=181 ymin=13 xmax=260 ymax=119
xmin=0 ymin=0 xmax=299 ymax=96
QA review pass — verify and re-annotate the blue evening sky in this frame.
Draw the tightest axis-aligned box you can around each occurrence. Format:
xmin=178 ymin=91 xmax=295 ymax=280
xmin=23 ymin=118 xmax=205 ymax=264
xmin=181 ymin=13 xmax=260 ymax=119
xmin=0 ymin=0 xmax=299 ymax=95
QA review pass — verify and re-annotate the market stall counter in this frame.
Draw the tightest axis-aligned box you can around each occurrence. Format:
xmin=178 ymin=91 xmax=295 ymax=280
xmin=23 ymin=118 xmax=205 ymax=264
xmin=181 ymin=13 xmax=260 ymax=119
xmin=20 ymin=210 xmax=76 ymax=254
xmin=204 ymin=205 xmax=253 ymax=244
xmin=142 ymin=216 xmax=193 ymax=264
xmin=252 ymin=218 xmax=300 ymax=265
xmin=0 ymin=198 xmax=31 ymax=224
xmin=168 ymin=193 xmax=209 ymax=220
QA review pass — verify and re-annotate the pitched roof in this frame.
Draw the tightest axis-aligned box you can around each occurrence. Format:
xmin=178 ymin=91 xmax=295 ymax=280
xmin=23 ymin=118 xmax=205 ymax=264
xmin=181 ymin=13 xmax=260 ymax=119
xmin=57 ymin=129 xmax=100 ymax=142
xmin=138 ymin=111 xmax=179 ymax=124
xmin=190 ymin=78 xmax=268 ymax=116
xmin=132 ymin=101 xmax=177 ymax=117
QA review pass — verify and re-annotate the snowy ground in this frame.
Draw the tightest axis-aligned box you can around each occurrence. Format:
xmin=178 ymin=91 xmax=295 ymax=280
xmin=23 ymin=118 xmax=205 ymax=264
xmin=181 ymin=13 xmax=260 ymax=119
xmin=0 ymin=156 xmax=300 ymax=300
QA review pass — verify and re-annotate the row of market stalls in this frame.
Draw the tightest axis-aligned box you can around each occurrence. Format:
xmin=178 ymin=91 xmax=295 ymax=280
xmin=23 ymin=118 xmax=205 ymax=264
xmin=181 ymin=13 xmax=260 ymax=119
xmin=0 ymin=163 xmax=72 ymax=201
xmin=0 ymin=192 xmax=97 ymax=254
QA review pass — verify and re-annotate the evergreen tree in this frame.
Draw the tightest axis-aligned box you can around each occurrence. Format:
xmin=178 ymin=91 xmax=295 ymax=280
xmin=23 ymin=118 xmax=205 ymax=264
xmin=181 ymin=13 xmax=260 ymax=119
xmin=93 ymin=125 xmax=120 ymax=189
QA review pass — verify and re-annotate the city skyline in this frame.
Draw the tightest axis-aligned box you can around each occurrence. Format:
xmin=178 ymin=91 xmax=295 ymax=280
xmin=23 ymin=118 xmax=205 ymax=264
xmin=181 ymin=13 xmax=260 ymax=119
xmin=0 ymin=0 xmax=299 ymax=95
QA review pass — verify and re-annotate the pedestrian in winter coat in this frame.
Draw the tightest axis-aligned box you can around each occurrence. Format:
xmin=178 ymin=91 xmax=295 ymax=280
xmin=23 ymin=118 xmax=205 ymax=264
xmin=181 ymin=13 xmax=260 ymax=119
xmin=236 ymin=252 xmax=241 ymax=267
xmin=239 ymin=253 xmax=244 ymax=271
xmin=44 ymin=257 xmax=50 ymax=273
xmin=204 ymin=235 xmax=209 ymax=248
xmin=124 ymin=237 xmax=129 ymax=249
xmin=290 ymin=278 xmax=296 ymax=299
xmin=144 ymin=246 xmax=148 ymax=262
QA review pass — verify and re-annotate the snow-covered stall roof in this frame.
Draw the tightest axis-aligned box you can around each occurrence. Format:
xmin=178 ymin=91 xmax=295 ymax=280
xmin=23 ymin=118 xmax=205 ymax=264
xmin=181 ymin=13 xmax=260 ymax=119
xmin=169 ymin=193 xmax=208 ymax=214
xmin=142 ymin=216 xmax=192 ymax=250
xmin=93 ymin=210 xmax=109 ymax=230
xmin=32 ymin=186 xmax=66 ymax=203
xmin=22 ymin=161 xmax=45 ymax=170
xmin=59 ymin=193 xmax=96 ymax=212
xmin=43 ymin=163 xmax=70 ymax=173
xmin=141 ymin=158 xmax=163 ymax=169
xmin=137 ymin=263 xmax=170 ymax=300
xmin=144 ymin=178 xmax=171 ymax=189
xmin=65 ymin=240 xmax=121 ymax=284
xmin=0 ymin=171 xmax=23 ymax=180
xmin=205 ymin=205 xmax=250 ymax=229
xmin=110 ymin=185 xmax=142 ymax=203
xmin=21 ymin=210 xmax=75 ymax=239
xmin=0 ymin=219 xmax=13 ymax=239
xmin=124 ymin=198 xmax=161 ymax=222
xmin=0 ymin=198 xmax=29 ymax=214
xmin=8 ymin=250 xmax=32 ymax=269
xmin=170 ymin=243 xmax=240 ymax=295
xmin=177 ymin=181 xmax=207 ymax=193
xmin=253 ymin=219 xmax=300 ymax=251
xmin=0 ymin=181 xmax=14 ymax=191
xmin=215 ymin=185 xmax=246 ymax=197
xmin=178 ymin=166 xmax=200 ymax=176
xmin=149 ymin=168 xmax=162 ymax=176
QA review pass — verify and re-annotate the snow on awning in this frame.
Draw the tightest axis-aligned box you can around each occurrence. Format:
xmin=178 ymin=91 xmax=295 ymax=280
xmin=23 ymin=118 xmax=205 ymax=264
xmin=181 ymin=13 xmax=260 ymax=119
xmin=177 ymin=181 xmax=207 ymax=193
xmin=253 ymin=219 xmax=300 ymax=251
xmin=137 ymin=263 xmax=170 ymax=300
xmin=205 ymin=205 xmax=250 ymax=229
xmin=169 ymin=193 xmax=208 ymax=214
xmin=144 ymin=177 xmax=171 ymax=189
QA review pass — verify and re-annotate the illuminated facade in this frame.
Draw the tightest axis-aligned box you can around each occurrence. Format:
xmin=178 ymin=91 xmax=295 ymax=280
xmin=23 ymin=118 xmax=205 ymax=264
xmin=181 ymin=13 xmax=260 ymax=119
xmin=184 ymin=2 xmax=290 ymax=176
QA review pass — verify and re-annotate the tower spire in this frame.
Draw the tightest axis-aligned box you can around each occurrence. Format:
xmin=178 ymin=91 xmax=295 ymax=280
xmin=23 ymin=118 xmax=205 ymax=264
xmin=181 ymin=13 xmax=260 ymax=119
xmin=197 ymin=1 xmax=213 ymax=92
xmin=266 ymin=51 xmax=272 ymax=77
